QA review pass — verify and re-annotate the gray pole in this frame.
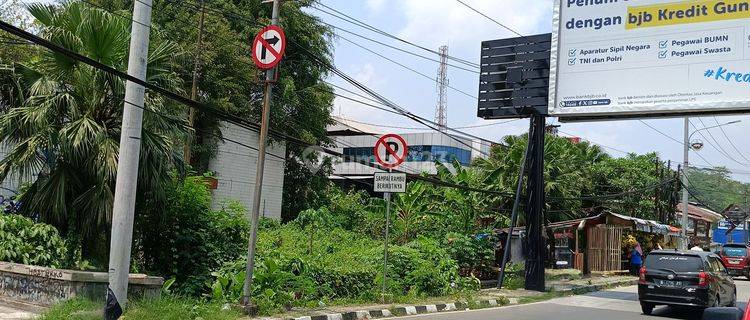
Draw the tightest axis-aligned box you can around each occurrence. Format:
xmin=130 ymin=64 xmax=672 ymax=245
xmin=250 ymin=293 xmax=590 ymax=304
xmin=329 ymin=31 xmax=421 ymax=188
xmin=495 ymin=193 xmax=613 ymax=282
xmin=681 ymin=117 xmax=690 ymax=250
xmin=107 ymin=0 xmax=153 ymax=307
xmin=382 ymin=169 xmax=392 ymax=302
xmin=241 ymin=0 xmax=280 ymax=308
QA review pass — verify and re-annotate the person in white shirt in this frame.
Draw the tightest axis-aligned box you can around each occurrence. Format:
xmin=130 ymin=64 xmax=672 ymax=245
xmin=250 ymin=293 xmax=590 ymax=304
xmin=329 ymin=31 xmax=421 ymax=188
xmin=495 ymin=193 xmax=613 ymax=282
xmin=689 ymin=243 xmax=704 ymax=251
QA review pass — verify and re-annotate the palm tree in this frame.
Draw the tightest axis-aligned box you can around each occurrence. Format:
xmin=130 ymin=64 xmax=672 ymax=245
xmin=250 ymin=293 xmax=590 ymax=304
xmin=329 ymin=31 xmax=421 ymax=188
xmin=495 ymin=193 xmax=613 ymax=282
xmin=475 ymin=134 xmax=610 ymax=222
xmin=0 ymin=2 xmax=185 ymax=252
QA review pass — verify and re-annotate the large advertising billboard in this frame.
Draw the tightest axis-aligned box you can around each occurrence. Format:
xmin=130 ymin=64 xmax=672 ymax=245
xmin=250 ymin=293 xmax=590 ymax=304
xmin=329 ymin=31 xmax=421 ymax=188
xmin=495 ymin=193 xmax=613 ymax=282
xmin=549 ymin=0 xmax=750 ymax=119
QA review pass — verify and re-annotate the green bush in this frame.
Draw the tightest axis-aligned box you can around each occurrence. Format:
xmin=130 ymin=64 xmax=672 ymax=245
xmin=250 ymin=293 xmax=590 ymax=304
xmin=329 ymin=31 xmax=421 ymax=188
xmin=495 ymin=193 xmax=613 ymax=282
xmin=0 ymin=214 xmax=66 ymax=268
xmin=209 ymin=225 xmax=471 ymax=314
xmin=445 ymin=233 xmax=496 ymax=279
xmin=134 ymin=175 xmax=249 ymax=296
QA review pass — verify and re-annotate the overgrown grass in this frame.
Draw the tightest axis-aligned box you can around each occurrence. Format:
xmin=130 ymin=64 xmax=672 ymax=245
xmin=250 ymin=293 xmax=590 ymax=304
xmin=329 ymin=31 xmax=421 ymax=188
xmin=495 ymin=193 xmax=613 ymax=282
xmin=39 ymin=298 xmax=100 ymax=320
xmin=39 ymin=297 xmax=243 ymax=320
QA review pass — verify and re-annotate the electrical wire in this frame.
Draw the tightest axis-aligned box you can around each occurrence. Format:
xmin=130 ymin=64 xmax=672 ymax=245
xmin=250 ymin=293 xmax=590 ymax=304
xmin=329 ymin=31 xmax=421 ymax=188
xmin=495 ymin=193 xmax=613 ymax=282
xmin=637 ymin=119 xmax=715 ymax=167
xmin=311 ymin=2 xmax=480 ymax=68
xmin=692 ymin=119 xmax=749 ymax=167
xmin=170 ymin=0 xmax=500 ymax=154
xmin=1 ymin=4 xmax=687 ymax=207
xmin=714 ymin=117 xmax=750 ymax=164
xmin=336 ymin=34 xmax=478 ymax=99
xmin=453 ymin=0 xmax=525 ymax=38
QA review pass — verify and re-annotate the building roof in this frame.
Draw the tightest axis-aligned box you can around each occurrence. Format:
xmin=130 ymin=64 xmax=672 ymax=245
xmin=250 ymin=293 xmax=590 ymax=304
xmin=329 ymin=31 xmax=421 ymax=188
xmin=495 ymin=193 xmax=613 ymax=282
xmin=327 ymin=116 xmax=383 ymax=136
xmin=675 ymin=202 xmax=723 ymax=223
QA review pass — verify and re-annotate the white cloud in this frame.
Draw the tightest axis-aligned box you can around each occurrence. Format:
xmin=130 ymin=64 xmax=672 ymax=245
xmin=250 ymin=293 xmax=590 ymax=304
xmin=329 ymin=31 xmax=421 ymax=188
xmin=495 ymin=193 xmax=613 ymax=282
xmin=331 ymin=63 xmax=388 ymax=120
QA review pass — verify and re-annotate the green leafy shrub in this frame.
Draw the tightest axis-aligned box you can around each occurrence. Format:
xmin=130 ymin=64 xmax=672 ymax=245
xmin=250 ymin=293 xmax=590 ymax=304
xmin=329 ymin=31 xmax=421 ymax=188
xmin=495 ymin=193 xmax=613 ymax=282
xmin=0 ymin=214 xmax=66 ymax=268
xmin=445 ymin=233 xmax=496 ymax=279
xmin=503 ymin=263 xmax=525 ymax=290
xmin=134 ymin=175 xmax=249 ymax=296
xmin=209 ymin=225 xmax=472 ymax=314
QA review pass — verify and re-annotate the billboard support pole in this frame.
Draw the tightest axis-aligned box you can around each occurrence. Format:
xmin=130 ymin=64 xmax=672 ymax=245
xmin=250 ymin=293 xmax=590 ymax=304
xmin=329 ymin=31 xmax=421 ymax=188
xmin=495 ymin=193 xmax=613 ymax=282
xmin=524 ymin=113 xmax=546 ymax=291
xmin=496 ymin=120 xmax=531 ymax=289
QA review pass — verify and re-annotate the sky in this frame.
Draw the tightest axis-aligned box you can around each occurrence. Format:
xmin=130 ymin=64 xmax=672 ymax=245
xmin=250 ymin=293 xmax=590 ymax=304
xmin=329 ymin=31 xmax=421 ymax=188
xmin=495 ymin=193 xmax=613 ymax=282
xmin=307 ymin=0 xmax=750 ymax=182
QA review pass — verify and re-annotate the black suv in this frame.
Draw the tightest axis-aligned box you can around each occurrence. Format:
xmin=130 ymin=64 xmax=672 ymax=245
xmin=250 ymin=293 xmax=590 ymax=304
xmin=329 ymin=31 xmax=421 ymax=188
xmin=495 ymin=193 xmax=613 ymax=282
xmin=638 ymin=250 xmax=736 ymax=315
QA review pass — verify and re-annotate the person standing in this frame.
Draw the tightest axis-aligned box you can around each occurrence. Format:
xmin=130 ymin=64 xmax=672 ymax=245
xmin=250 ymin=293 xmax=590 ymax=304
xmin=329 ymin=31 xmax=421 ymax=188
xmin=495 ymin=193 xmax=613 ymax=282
xmin=630 ymin=242 xmax=643 ymax=275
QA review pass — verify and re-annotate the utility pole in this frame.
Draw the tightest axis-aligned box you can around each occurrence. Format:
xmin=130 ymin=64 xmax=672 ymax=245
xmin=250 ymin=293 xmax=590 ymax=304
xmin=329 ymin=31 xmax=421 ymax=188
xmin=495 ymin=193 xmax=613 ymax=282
xmin=183 ymin=0 xmax=206 ymax=164
xmin=241 ymin=0 xmax=280 ymax=311
xmin=681 ymin=117 xmax=690 ymax=250
xmin=107 ymin=0 xmax=153 ymax=308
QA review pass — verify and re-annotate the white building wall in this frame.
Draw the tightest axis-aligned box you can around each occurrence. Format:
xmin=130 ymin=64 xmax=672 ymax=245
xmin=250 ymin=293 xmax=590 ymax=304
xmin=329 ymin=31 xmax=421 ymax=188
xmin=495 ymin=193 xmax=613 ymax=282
xmin=208 ymin=122 xmax=286 ymax=220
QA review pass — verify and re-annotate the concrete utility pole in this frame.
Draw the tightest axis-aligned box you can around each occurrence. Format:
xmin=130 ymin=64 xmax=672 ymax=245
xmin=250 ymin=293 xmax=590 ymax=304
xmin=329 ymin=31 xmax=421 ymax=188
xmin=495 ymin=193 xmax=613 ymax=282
xmin=184 ymin=0 xmax=207 ymax=164
xmin=681 ymin=117 xmax=690 ymax=250
xmin=107 ymin=0 xmax=153 ymax=307
xmin=681 ymin=118 xmax=741 ymax=249
xmin=241 ymin=0 xmax=280 ymax=309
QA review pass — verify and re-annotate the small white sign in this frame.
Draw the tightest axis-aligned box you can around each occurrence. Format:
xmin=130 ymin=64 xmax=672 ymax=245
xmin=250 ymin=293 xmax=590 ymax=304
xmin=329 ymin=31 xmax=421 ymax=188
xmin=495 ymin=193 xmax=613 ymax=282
xmin=373 ymin=172 xmax=406 ymax=193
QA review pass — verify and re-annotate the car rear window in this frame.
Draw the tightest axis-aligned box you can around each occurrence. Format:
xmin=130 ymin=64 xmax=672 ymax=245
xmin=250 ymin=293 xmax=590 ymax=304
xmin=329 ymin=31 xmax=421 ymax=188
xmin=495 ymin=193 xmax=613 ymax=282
xmin=723 ymin=246 xmax=747 ymax=257
xmin=644 ymin=254 xmax=704 ymax=272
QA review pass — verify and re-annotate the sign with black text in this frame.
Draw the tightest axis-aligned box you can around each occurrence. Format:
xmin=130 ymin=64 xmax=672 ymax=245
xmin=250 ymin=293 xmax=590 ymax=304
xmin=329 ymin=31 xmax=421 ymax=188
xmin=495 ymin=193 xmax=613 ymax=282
xmin=549 ymin=0 xmax=750 ymax=119
xmin=373 ymin=172 xmax=407 ymax=193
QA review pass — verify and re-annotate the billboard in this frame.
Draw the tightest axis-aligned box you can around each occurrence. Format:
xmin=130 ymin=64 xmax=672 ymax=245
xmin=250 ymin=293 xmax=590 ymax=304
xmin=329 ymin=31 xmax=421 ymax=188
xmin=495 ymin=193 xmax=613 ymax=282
xmin=549 ymin=0 xmax=750 ymax=120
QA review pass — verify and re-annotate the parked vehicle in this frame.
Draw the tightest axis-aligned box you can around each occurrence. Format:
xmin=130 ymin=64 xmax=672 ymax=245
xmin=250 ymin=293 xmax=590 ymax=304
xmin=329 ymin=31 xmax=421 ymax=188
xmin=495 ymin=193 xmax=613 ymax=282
xmin=638 ymin=250 xmax=737 ymax=315
xmin=719 ymin=243 xmax=750 ymax=279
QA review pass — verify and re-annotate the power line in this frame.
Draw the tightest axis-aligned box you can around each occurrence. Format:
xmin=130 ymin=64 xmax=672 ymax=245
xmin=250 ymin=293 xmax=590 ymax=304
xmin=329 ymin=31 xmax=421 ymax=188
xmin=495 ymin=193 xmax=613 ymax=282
xmin=337 ymin=34 xmax=477 ymax=99
xmin=714 ymin=116 xmax=750 ymax=163
xmin=171 ymin=0 xmax=501 ymax=152
xmin=637 ymin=119 xmax=715 ymax=168
xmin=332 ymin=115 xmax=519 ymax=131
xmin=314 ymin=17 xmax=478 ymax=73
xmin=311 ymin=2 xmax=479 ymax=68
xmin=453 ymin=0 xmax=524 ymax=37
xmin=692 ymin=119 xmax=749 ymax=167
xmin=557 ymin=130 xmax=630 ymax=155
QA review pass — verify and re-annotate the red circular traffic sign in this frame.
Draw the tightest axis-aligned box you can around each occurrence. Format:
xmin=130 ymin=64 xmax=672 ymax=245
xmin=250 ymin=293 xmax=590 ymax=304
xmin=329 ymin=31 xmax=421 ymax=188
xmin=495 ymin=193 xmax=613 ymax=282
xmin=374 ymin=134 xmax=408 ymax=169
xmin=252 ymin=25 xmax=286 ymax=70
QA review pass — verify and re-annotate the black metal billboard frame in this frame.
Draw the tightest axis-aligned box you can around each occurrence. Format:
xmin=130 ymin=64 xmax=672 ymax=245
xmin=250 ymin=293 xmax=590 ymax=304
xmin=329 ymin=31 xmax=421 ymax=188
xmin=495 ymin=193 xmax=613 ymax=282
xmin=477 ymin=33 xmax=550 ymax=119
xmin=479 ymin=34 xmax=548 ymax=292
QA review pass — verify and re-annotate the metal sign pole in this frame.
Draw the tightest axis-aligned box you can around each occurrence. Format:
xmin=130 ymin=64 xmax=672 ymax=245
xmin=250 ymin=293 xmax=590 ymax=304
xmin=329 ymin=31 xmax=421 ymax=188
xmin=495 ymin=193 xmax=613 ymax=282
xmin=382 ymin=168 xmax=391 ymax=303
xmin=242 ymin=0 xmax=281 ymax=311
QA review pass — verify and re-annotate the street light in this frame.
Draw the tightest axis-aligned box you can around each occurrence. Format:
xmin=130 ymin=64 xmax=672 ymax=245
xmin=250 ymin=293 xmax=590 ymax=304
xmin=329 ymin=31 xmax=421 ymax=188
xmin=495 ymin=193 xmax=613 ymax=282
xmin=681 ymin=118 xmax=741 ymax=249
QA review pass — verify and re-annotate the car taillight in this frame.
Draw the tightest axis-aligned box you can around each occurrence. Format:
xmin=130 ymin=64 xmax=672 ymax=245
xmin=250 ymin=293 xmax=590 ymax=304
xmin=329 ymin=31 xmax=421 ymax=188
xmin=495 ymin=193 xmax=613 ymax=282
xmin=639 ymin=266 xmax=647 ymax=284
xmin=699 ymin=271 xmax=710 ymax=287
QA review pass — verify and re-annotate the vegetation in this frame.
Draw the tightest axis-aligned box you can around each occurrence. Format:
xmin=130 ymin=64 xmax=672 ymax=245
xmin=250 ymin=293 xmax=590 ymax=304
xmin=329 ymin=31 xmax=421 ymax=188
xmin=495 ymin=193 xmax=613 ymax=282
xmin=209 ymin=223 xmax=476 ymax=315
xmin=0 ymin=214 xmax=66 ymax=268
xmin=39 ymin=297 xmax=242 ymax=320
xmin=686 ymin=167 xmax=750 ymax=212
xmin=91 ymin=0 xmax=337 ymax=221
xmin=134 ymin=173 xmax=250 ymax=296
xmin=0 ymin=2 xmax=185 ymax=265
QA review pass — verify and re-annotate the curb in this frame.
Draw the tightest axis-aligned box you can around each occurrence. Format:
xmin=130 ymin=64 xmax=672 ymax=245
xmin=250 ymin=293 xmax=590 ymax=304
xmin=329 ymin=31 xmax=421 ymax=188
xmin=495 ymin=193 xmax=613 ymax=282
xmin=286 ymin=279 xmax=636 ymax=320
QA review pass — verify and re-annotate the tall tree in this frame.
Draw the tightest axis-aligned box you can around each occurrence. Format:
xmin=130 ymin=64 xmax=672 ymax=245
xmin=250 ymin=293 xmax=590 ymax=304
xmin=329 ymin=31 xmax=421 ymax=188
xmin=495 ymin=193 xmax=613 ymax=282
xmin=475 ymin=134 xmax=609 ymax=221
xmin=686 ymin=167 xmax=750 ymax=212
xmin=0 ymin=2 xmax=185 ymax=260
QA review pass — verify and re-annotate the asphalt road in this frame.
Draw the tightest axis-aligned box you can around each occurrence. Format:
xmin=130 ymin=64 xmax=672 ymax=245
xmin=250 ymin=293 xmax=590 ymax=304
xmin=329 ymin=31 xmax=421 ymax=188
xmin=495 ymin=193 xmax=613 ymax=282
xmin=390 ymin=278 xmax=750 ymax=320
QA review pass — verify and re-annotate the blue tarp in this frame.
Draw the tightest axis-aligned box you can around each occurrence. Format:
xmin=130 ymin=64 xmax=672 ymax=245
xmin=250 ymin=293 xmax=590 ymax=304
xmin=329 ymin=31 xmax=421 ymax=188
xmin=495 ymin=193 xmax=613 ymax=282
xmin=713 ymin=219 xmax=748 ymax=244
